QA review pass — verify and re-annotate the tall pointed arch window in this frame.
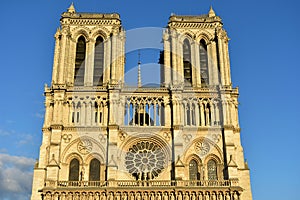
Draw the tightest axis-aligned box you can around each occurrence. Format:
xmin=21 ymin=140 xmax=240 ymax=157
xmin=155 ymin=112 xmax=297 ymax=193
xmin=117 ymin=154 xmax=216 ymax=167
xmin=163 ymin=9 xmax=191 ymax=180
xmin=207 ymin=159 xmax=218 ymax=180
xmin=69 ymin=158 xmax=80 ymax=181
xmin=189 ymin=159 xmax=199 ymax=180
xmin=89 ymin=158 xmax=100 ymax=181
xmin=183 ymin=39 xmax=192 ymax=86
xmin=199 ymin=39 xmax=209 ymax=86
xmin=93 ymin=36 xmax=104 ymax=86
xmin=74 ymin=36 xmax=86 ymax=86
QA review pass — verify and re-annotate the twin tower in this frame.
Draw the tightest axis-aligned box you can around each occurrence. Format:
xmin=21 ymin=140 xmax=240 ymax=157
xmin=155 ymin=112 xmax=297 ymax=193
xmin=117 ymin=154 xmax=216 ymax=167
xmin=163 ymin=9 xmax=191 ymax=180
xmin=31 ymin=4 xmax=252 ymax=200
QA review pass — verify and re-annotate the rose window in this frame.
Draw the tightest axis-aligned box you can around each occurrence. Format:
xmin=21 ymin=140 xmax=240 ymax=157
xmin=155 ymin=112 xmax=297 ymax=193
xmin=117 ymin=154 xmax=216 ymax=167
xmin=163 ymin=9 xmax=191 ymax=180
xmin=125 ymin=141 xmax=166 ymax=178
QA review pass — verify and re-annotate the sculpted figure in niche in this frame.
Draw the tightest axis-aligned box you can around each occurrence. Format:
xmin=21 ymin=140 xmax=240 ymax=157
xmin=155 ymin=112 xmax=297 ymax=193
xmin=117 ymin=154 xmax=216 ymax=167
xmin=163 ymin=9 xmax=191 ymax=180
xmin=157 ymin=193 xmax=162 ymax=200
xmin=233 ymin=192 xmax=238 ymax=200
xmin=184 ymin=192 xmax=189 ymax=200
xmin=88 ymin=192 xmax=93 ymax=200
xmin=81 ymin=193 xmax=87 ymax=200
xmin=130 ymin=193 xmax=135 ymax=200
xmin=150 ymin=193 xmax=155 ymax=200
xmin=108 ymin=193 xmax=114 ymax=200
xmin=170 ymin=193 xmax=175 ymax=200
xmin=116 ymin=193 xmax=121 ymax=200
xmin=123 ymin=193 xmax=128 ymax=200
xmin=163 ymin=192 xmax=169 ymax=200
xmin=191 ymin=193 xmax=196 ymax=200
xmin=74 ymin=193 xmax=80 ymax=200
xmin=218 ymin=193 xmax=223 ymax=200
xmin=225 ymin=193 xmax=230 ymax=200
xmin=211 ymin=193 xmax=216 ymax=200
xmin=143 ymin=193 xmax=148 ymax=200
xmin=205 ymin=193 xmax=209 ymax=200
xmin=197 ymin=193 xmax=203 ymax=200
xmin=100 ymin=192 xmax=106 ymax=200
xmin=177 ymin=192 xmax=182 ymax=200
xmin=136 ymin=193 xmax=142 ymax=200
xmin=45 ymin=193 xmax=51 ymax=200
xmin=67 ymin=193 xmax=73 ymax=200
xmin=60 ymin=193 xmax=66 ymax=200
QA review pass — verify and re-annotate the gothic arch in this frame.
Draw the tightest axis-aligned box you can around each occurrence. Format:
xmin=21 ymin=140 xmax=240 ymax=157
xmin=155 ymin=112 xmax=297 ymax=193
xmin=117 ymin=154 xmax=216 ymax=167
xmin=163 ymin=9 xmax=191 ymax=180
xmin=85 ymin=152 xmax=104 ymax=164
xmin=183 ymin=136 xmax=223 ymax=162
xmin=185 ymin=153 xmax=203 ymax=165
xmin=61 ymin=136 xmax=106 ymax=164
xmin=204 ymin=153 xmax=222 ymax=165
xmin=91 ymin=28 xmax=110 ymax=40
xmin=72 ymin=27 xmax=90 ymax=42
xmin=64 ymin=152 xmax=83 ymax=165
xmin=178 ymin=32 xmax=194 ymax=45
xmin=195 ymin=31 xmax=213 ymax=43
xmin=118 ymin=133 xmax=171 ymax=157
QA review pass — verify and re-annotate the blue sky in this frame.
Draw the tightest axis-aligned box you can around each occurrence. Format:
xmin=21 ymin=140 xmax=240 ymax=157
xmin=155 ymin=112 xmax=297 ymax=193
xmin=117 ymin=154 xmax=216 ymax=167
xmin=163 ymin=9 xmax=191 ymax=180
xmin=0 ymin=0 xmax=299 ymax=199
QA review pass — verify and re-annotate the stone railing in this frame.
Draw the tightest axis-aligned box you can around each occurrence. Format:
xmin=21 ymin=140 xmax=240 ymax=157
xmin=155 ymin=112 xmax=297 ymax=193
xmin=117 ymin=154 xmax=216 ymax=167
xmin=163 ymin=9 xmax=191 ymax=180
xmin=44 ymin=179 xmax=239 ymax=188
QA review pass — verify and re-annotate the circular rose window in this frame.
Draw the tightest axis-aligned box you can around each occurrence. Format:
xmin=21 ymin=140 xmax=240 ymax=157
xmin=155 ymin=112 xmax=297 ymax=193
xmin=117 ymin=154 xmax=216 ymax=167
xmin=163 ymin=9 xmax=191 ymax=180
xmin=125 ymin=141 xmax=166 ymax=178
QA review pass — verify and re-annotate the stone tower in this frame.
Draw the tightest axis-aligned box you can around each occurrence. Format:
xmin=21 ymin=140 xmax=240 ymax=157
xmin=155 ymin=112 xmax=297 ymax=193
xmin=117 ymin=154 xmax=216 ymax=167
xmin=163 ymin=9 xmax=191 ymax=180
xmin=31 ymin=5 xmax=252 ymax=200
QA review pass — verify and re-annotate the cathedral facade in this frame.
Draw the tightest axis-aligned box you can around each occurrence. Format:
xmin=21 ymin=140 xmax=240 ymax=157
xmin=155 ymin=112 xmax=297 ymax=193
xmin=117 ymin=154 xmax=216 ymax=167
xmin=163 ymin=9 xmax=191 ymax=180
xmin=31 ymin=4 xmax=252 ymax=200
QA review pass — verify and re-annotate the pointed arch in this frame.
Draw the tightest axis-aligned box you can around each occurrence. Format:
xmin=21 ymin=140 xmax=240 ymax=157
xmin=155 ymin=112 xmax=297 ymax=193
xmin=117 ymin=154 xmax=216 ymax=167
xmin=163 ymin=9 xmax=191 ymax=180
xmin=183 ymin=39 xmax=192 ymax=86
xmin=69 ymin=158 xmax=80 ymax=181
xmin=189 ymin=159 xmax=200 ymax=180
xmin=199 ymin=39 xmax=209 ymax=86
xmin=74 ymin=36 xmax=86 ymax=86
xmin=93 ymin=36 xmax=104 ymax=86
xmin=207 ymin=159 xmax=218 ymax=180
xmin=89 ymin=158 xmax=101 ymax=181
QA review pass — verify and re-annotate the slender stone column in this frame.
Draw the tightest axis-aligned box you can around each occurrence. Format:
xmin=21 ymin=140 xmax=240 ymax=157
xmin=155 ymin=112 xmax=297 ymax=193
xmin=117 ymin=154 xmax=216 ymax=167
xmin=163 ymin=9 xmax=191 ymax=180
xmin=52 ymin=30 xmax=61 ymax=84
xmin=104 ymin=36 xmax=112 ymax=83
xmin=193 ymin=42 xmax=201 ymax=87
xmin=177 ymin=40 xmax=183 ymax=85
xmin=58 ymin=29 xmax=68 ymax=84
xmin=163 ymin=32 xmax=171 ymax=86
xmin=86 ymin=39 xmax=95 ymax=86
xmin=171 ymin=31 xmax=178 ymax=84
xmin=210 ymin=41 xmax=219 ymax=85
xmin=111 ymin=31 xmax=117 ymax=82
xmin=223 ymin=40 xmax=232 ymax=86
xmin=217 ymin=37 xmax=225 ymax=86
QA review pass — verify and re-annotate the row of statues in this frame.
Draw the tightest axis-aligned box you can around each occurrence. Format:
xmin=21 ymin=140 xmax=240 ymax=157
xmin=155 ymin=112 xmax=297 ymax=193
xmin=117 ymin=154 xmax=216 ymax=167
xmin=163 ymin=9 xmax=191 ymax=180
xmin=44 ymin=191 xmax=239 ymax=200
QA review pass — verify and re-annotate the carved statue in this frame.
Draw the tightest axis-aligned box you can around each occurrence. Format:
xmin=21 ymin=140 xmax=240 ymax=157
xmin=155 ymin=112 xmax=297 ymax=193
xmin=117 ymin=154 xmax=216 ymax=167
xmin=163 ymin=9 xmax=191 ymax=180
xmin=205 ymin=193 xmax=209 ymax=200
xmin=123 ymin=193 xmax=128 ymax=200
xmin=177 ymin=192 xmax=182 ymax=200
xmin=150 ymin=193 xmax=155 ymax=200
xmin=108 ymin=193 xmax=114 ymax=200
xmin=163 ymin=192 xmax=169 ymax=200
xmin=116 ymin=193 xmax=121 ymax=200
xmin=191 ymin=193 xmax=196 ymax=200
xmin=233 ymin=192 xmax=238 ymax=200
xmin=130 ymin=193 xmax=135 ymax=200
xmin=157 ymin=193 xmax=162 ymax=200
xmin=94 ymin=193 xmax=100 ymax=200
xmin=184 ymin=193 xmax=189 ymax=200
xmin=101 ymin=192 xmax=107 ymax=200
xmin=170 ymin=193 xmax=175 ymax=200
xmin=136 ymin=193 xmax=142 ymax=200
xmin=197 ymin=193 xmax=202 ymax=200
xmin=225 ymin=193 xmax=230 ymax=200
xmin=218 ymin=193 xmax=223 ymax=200
xmin=211 ymin=193 xmax=216 ymax=200
xmin=143 ymin=193 xmax=149 ymax=200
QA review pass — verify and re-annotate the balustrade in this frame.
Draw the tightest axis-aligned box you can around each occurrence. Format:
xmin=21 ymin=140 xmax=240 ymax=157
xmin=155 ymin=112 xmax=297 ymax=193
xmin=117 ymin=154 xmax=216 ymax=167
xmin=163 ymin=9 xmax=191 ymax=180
xmin=44 ymin=179 xmax=238 ymax=188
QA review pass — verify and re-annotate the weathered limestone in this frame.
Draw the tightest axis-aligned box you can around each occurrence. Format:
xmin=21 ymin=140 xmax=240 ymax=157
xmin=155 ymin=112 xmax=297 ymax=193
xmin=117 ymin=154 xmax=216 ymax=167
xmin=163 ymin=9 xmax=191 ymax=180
xmin=31 ymin=4 xmax=252 ymax=200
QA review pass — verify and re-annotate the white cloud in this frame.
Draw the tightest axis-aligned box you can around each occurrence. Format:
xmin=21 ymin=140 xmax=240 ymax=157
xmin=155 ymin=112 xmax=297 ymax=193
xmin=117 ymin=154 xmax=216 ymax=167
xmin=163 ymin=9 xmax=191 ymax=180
xmin=17 ymin=134 xmax=34 ymax=146
xmin=0 ymin=153 xmax=35 ymax=200
xmin=0 ymin=129 xmax=14 ymax=136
